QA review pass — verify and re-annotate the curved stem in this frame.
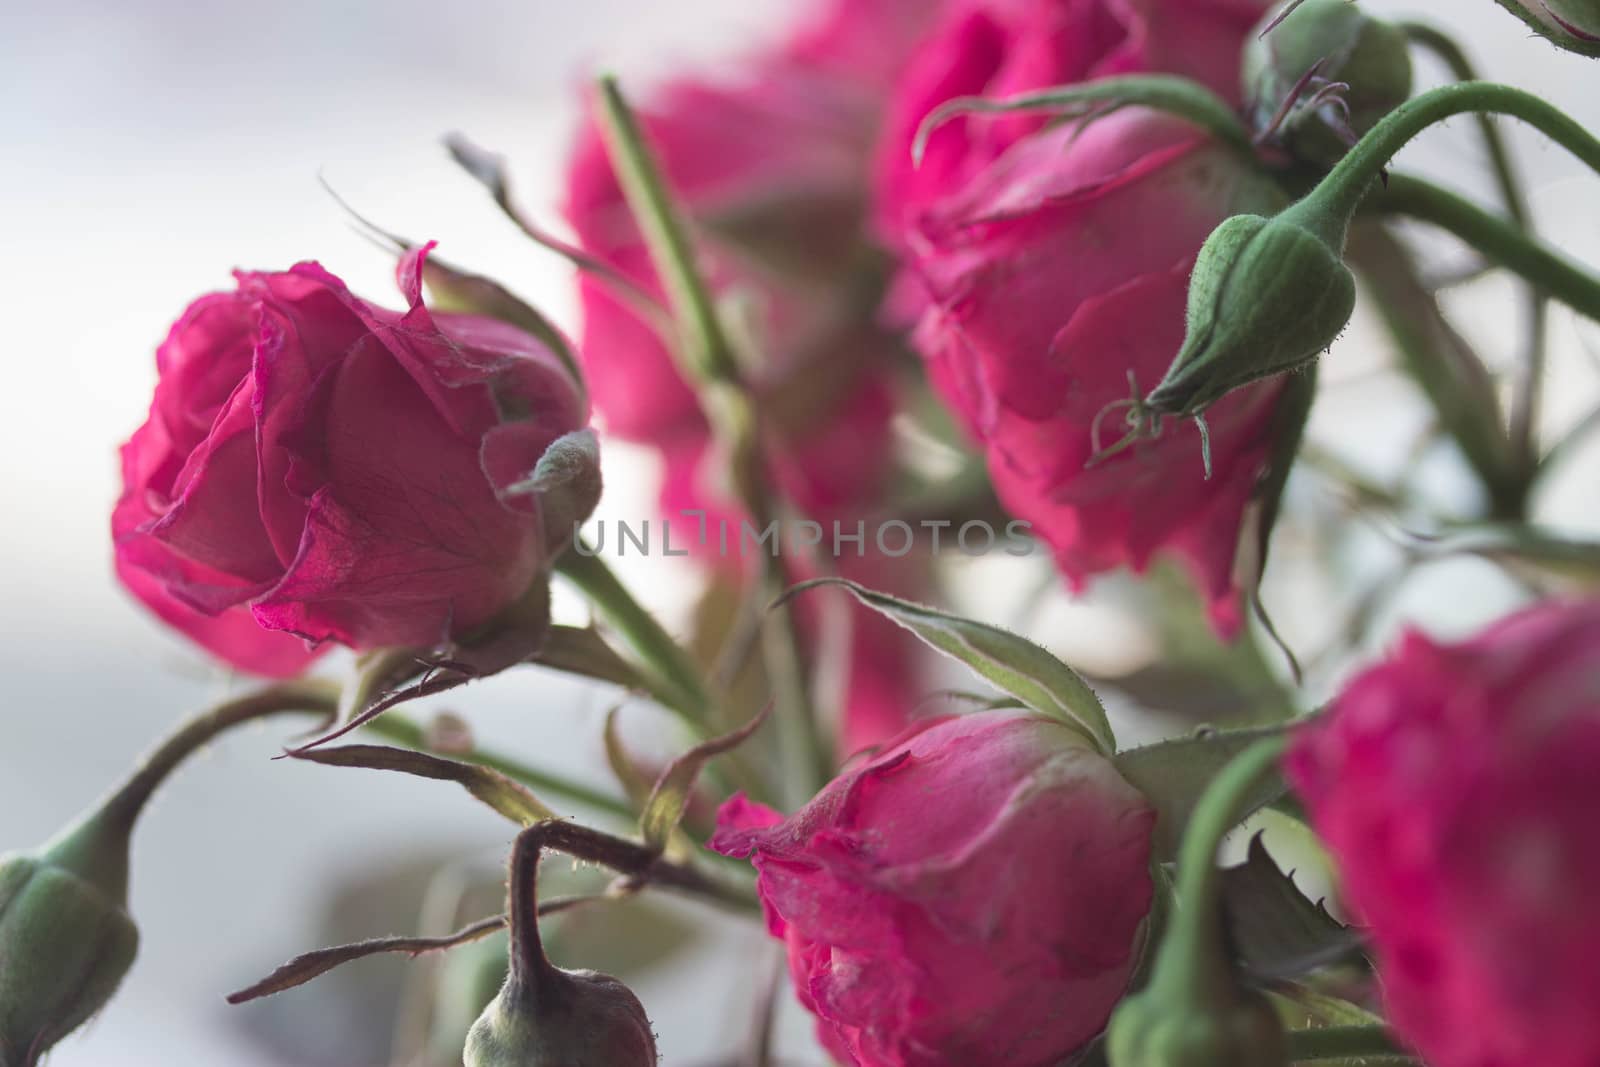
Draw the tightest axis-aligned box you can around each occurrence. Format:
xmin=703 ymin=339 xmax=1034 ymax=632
xmin=913 ymin=74 xmax=1256 ymax=162
xmin=1293 ymin=82 xmax=1600 ymax=243
xmin=1287 ymin=1024 xmax=1412 ymax=1062
xmin=99 ymin=680 xmax=339 ymax=832
xmin=1371 ymin=173 xmax=1600 ymax=324
xmin=1169 ymin=739 xmax=1288 ymax=986
xmin=503 ymin=825 xmax=560 ymax=996
xmin=1401 ymin=23 xmax=1549 ymax=476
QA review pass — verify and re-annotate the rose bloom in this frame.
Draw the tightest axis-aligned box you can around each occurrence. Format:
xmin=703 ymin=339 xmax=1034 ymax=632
xmin=1287 ymin=599 xmax=1600 ymax=1067
xmin=114 ymin=245 xmax=590 ymax=677
xmin=905 ymin=110 xmax=1286 ymax=633
xmin=874 ymin=0 xmax=1273 ymax=243
xmin=712 ymin=709 xmax=1156 ymax=1066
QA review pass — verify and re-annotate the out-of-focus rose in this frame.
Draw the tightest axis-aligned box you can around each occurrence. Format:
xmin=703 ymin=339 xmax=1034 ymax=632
xmin=564 ymin=0 xmax=943 ymax=754
xmin=874 ymin=0 xmax=1273 ymax=244
xmin=1286 ymin=599 xmax=1600 ymax=1067
xmin=711 ymin=709 xmax=1156 ymax=1066
xmin=906 ymin=110 xmax=1285 ymax=633
xmin=114 ymin=245 xmax=592 ymax=676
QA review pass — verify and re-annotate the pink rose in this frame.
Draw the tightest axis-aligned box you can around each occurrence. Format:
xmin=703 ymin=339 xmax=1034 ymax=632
xmin=711 ymin=709 xmax=1156 ymax=1066
xmin=114 ymin=245 xmax=591 ymax=676
xmin=906 ymin=110 xmax=1285 ymax=633
xmin=561 ymin=0 xmax=943 ymax=521
xmin=874 ymin=0 xmax=1272 ymax=243
xmin=1286 ymin=599 xmax=1600 ymax=1067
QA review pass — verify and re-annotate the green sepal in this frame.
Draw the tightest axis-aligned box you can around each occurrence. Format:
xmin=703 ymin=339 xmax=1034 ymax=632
xmin=776 ymin=578 xmax=1116 ymax=753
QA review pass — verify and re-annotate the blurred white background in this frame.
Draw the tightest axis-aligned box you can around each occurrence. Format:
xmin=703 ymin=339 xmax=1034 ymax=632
xmin=2 ymin=1 xmax=1598 ymax=1063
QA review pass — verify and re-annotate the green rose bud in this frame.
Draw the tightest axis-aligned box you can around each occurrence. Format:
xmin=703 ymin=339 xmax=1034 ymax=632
xmin=1494 ymin=0 xmax=1600 ymax=58
xmin=465 ymin=967 xmax=658 ymax=1067
xmin=464 ymin=826 xmax=658 ymax=1067
xmin=1245 ymin=0 xmax=1413 ymax=164
xmin=0 ymin=811 xmax=139 ymax=1067
xmin=1145 ymin=211 xmax=1355 ymax=417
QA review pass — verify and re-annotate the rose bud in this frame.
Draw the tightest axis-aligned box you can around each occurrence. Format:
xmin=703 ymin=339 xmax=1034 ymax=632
xmin=1286 ymin=598 xmax=1600 ymax=1067
xmin=1 ymin=808 xmax=139 ymax=1066
xmin=466 ymin=828 xmax=657 ymax=1067
xmin=114 ymin=243 xmax=592 ymax=675
xmin=1492 ymin=0 xmax=1600 ymax=57
xmin=1243 ymin=0 xmax=1413 ymax=163
xmin=905 ymin=108 xmax=1288 ymax=634
xmin=711 ymin=709 xmax=1157 ymax=1066
xmin=874 ymin=0 xmax=1274 ymax=246
xmin=1143 ymin=208 xmax=1355 ymax=418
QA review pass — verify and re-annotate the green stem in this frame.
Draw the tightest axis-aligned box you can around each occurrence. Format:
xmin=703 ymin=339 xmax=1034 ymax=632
xmin=1168 ymin=739 xmax=1288 ymax=988
xmin=593 ymin=76 xmax=826 ymax=801
xmin=1344 ymin=221 xmax=1526 ymax=518
xmin=95 ymin=681 xmax=339 ymax=838
xmin=1287 ymin=1025 xmax=1412 ymax=1062
xmin=554 ymin=544 xmax=713 ymax=726
xmin=1371 ymin=174 xmax=1600 ymax=324
xmin=44 ymin=681 xmax=339 ymax=896
xmin=594 ymin=74 xmax=740 ymax=386
xmin=914 ymin=74 xmax=1256 ymax=162
xmin=1401 ymin=23 xmax=1549 ymax=473
xmin=1293 ymin=82 xmax=1600 ymax=245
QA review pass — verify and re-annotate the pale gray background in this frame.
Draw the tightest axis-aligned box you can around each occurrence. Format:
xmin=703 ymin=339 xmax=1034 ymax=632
xmin=2 ymin=1 xmax=1598 ymax=1064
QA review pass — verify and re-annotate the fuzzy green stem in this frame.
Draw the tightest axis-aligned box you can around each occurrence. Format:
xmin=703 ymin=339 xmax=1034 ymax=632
xmin=41 ymin=681 xmax=338 ymax=898
xmin=1371 ymin=174 xmax=1600 ymax=324
xmin=1287 ymin=1024 xmax=1412 ymax=1062
xmin=594 ymin=74 xmax=740 ymax=386
xmin=1292 ymin=82 xmax=1600 ymax=246
xmin=1401 ymin=23 xmax=1549 ymax=473
xmin=1167 ymin=739 xmax=1288 ymax=990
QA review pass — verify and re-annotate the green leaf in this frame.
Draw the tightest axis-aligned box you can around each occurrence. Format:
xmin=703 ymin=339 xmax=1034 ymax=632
xmin=640 ymin=705 xmax=771 ymax=853
xmin=602 ymin=707 xmax=656 ymax=811
xmin=778 ymin=577 xmax=1116 ymax=753
xmin=1222 ymin=833 xmax=1363 ymax=982
xmin=533 ymin=625 xmax=658 ymax=695
xmin=292 ymin=744 xmax=556 ymax=826
xmin=1113 ymin=725 xmax=1290 ymax=860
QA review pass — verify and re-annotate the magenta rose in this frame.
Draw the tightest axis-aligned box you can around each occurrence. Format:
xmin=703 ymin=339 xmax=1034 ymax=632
xmin=711 ymin=709 xmax=1156 ymax=1066
xmin=874 ymin=0 xmax=1272 ymax=244
xmin=905 ymin=110 xmax=1285 ymax=633
xmin=1286 ymin=599 xmax=1600 ymax=1067
xmin=114 ymin=245 xmax=592 ymax=676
